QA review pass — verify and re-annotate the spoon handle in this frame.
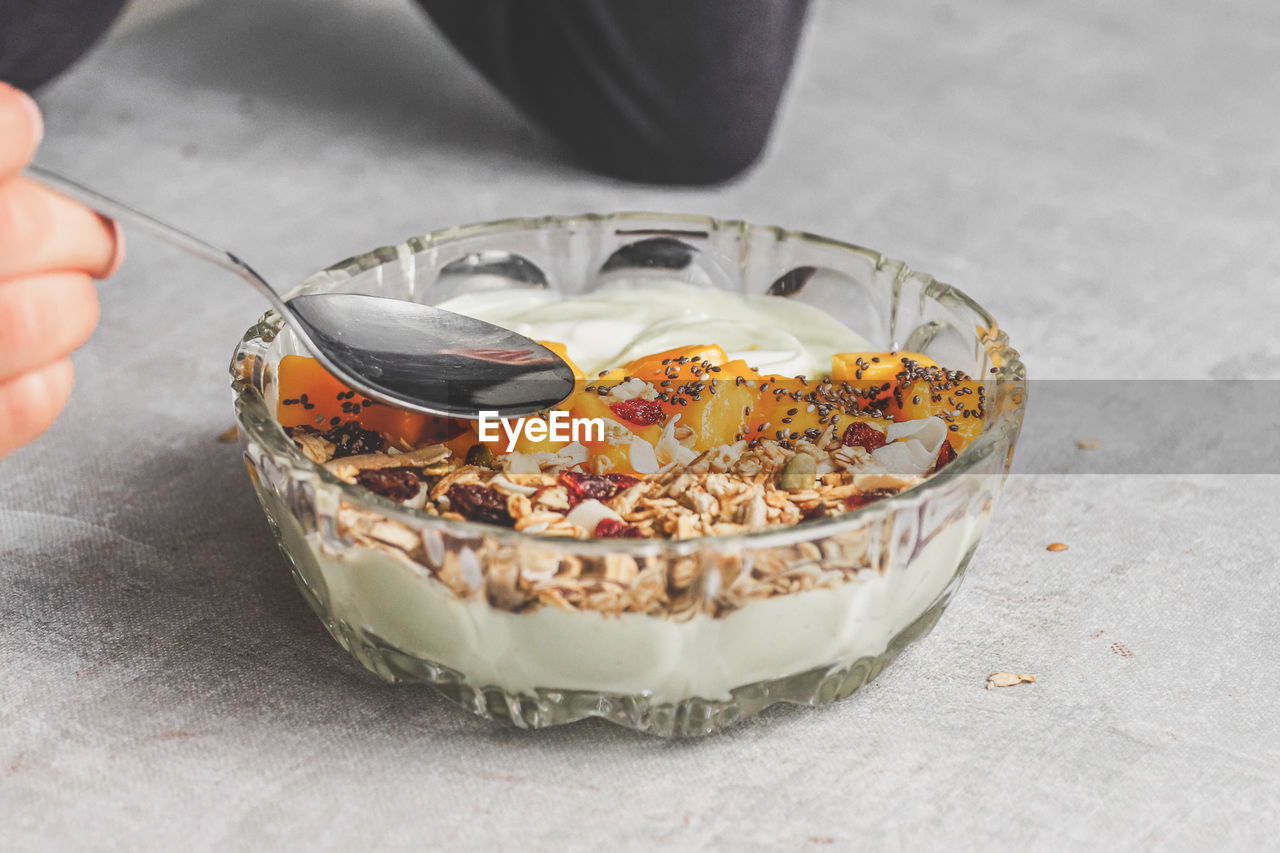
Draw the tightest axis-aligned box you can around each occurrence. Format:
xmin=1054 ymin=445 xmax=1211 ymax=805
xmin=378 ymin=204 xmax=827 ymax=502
xmin=24 ymin=163 xmax=286 ymax=312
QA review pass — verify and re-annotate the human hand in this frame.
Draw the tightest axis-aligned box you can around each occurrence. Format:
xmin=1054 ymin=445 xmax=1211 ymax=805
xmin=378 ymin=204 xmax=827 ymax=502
xmin=0 ymin=82 xmax=123 ymax=457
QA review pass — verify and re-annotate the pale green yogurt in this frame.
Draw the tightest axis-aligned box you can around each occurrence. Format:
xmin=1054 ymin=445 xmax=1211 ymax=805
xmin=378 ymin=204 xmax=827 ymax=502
xmin=435 ymin=279 xmax=870 ymax=377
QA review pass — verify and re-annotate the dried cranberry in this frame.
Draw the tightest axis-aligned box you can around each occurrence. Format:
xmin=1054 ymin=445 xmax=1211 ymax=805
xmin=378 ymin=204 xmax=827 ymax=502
xmin=609 ymin=399 xmax=666 ymax=426
xmin=322 ymin=421 xmax=385 ymax=457
xmin=558 ymin=471 xmax=640 ymax=504
xmin=935 ymin=440 xmax=957 ymax=470
xmin=595 ymin=519 xmax=643 ymax=538
xmin=844 ymin=489 xmax=895 ymax=510
xmin=355 ymin=468 xmax=421 ymax=501
xmin=447 ymin=484 xmax=514 ymax=527
xmin=801 ymin=503 xmax=829 ymax=521
xmin=841 ymin=421 xmax=887 ymax=451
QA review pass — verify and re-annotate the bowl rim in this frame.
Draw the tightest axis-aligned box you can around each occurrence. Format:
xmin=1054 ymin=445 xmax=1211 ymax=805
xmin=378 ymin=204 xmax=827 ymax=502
xmin=231 ymin=211 xmax=1026 ymax=556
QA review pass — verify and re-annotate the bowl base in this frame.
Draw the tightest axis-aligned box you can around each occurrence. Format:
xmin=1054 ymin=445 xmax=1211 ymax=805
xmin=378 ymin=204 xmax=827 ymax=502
xmin=297 ymin=568 xmax=958 ymax=738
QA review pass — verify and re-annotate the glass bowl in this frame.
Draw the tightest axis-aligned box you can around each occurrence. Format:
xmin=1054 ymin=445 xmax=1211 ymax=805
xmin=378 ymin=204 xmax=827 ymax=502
xmin=230 ymin=213 xmax=1026 ymax=738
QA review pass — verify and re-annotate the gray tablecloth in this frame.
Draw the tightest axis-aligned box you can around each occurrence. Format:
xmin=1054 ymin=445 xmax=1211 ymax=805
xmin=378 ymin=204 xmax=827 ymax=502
xmin=3 ymin=0 xmax=1277 ymax=849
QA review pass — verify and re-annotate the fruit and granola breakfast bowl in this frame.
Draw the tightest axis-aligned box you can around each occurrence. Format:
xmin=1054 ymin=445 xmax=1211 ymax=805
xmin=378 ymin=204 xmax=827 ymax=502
xmin=230 ymin=213 xmax=1025 ymax=737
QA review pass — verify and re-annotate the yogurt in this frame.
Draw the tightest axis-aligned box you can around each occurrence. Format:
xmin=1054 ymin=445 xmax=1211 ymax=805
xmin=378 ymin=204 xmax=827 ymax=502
xmin=293 ymin=512 xmax=986 ymax=703
xmin=435 ymin=279 xmax=871 ymax=378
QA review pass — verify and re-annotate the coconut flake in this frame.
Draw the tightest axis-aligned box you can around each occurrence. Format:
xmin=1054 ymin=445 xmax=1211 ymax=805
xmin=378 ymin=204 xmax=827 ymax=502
xmin=886 ymin=416 xmax=947 ymax=456
xmin=627 ymin=437 xmax=660 ymax=475
xmin=489 ymin=474 xmax=538 ymax=496
xmin=402 ymin=483 xmax=429 ymax=510
xmin=504 ymin=453 xmax=541 ymax=475
xmin=655 ymin=415 xmax=699 ymax=468
xmin=565 ymin=499 xmax=623 ymax=531
xmin=860 ymin=416 xmax=948 ymax=476
xmin=458 ymin=547 xmax=484 ymax=590
xmin=550 ymin=442 xmax=589 ymax=468
xmin=867 ymin=442 xmax=926 ymax=476
xmin=607 ymin=377 xmax=658 ymax=402
xmin=706 ymin=440 xmax=747 ymax=472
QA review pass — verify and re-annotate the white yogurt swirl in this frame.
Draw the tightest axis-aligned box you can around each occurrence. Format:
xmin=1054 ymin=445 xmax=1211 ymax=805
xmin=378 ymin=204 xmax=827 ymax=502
xmin=435 ymin=279 xmax=871 ymax=377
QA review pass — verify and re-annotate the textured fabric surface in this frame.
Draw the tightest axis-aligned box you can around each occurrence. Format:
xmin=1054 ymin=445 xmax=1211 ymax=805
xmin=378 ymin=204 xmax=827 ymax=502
xmin=3 ymin=0 xmax=1278 ymax=848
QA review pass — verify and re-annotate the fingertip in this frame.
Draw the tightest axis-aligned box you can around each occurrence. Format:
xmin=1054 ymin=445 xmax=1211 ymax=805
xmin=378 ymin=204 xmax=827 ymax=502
xmin=67 ymin=273 xmax=101 ymax=348
xmin=82 ymin=277 xmax=101 ymax=346
xmin=97 ymin=216 xmax=126 ymax=278
xmin=16 ymin=89 xmax=43 ymax=147
xmin=0 ymin=82 xmax=42 ymax=175
xmin=41 ymin=356 xmax=75 ymax=398
xmin=57 ymin=271 xmax=100 ymax=353
xmin=0 ymin=272 xmax=99 ymax=381
xmin=0 ymin=358 xmax=75 ymax=458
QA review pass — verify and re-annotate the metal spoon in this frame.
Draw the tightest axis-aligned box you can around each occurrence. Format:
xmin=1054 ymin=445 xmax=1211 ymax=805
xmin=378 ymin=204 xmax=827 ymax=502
xmin=25 ymin=164 xmax=577 ymax=419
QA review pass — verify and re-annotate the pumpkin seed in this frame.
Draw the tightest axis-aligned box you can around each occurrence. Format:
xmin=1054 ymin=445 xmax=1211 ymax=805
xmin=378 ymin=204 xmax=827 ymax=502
xmin=465 ymin=443 xmax=495 ymax=468
xmin=778 ymin=453 xmax=816 ymax=491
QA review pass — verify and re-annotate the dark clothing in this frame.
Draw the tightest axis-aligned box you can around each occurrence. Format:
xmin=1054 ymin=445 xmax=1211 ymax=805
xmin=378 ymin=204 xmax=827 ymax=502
xmin=0 ymin=0 xmax=809 ymax=184
xmin=0 ymin=0 xmax=128 ymax=92
xmin=418 ymin=1 xmax=810 ymax=183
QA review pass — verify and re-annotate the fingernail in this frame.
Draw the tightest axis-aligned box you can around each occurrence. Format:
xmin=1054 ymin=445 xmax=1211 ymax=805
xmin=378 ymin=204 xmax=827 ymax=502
xmin=16 ymin=89 xmax=44 ymax=146
xmin=100 ymin=217 xmax=126 ymax=278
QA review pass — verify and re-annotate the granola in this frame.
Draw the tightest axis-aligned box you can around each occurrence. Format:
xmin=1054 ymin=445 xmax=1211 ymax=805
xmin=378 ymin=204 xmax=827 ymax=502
xmin=273 ymin=342 xmax=984 ymax=614
xmin=289 ymin=422 xmax=926 ymax=538
xmin=278 ymin=344 xmax=982 ymax=539
xmin=327 ymin=490 xmax=885 ymax=618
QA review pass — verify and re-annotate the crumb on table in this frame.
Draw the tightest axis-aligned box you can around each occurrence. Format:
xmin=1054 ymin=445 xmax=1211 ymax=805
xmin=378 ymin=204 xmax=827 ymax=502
xmin=986 ymin=672 xmax=1037 ymax=690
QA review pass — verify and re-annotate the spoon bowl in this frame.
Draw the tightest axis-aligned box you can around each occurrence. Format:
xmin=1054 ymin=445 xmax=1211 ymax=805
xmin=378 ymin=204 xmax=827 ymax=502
xmin=25 ymin=165 xmax=577 ymax=418
xmin=286 ymin=293 xmax=575 ymax=417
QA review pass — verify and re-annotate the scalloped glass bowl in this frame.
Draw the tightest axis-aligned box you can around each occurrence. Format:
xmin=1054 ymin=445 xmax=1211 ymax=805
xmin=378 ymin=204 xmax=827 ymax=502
xmin=231 ymin=213 xmax=1025 ymax=737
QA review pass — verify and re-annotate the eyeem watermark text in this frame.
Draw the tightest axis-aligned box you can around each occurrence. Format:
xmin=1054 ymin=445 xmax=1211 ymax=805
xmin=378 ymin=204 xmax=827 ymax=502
xmin=477 ymin=411 xmax=606 ymax=452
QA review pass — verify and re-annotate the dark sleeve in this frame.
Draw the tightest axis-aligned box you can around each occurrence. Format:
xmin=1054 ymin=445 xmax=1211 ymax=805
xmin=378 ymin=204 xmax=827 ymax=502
xmin=415 ymin=0 xmax=811 ymax=184
xmin=0 ymin=0 xmax=129 ymax=91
